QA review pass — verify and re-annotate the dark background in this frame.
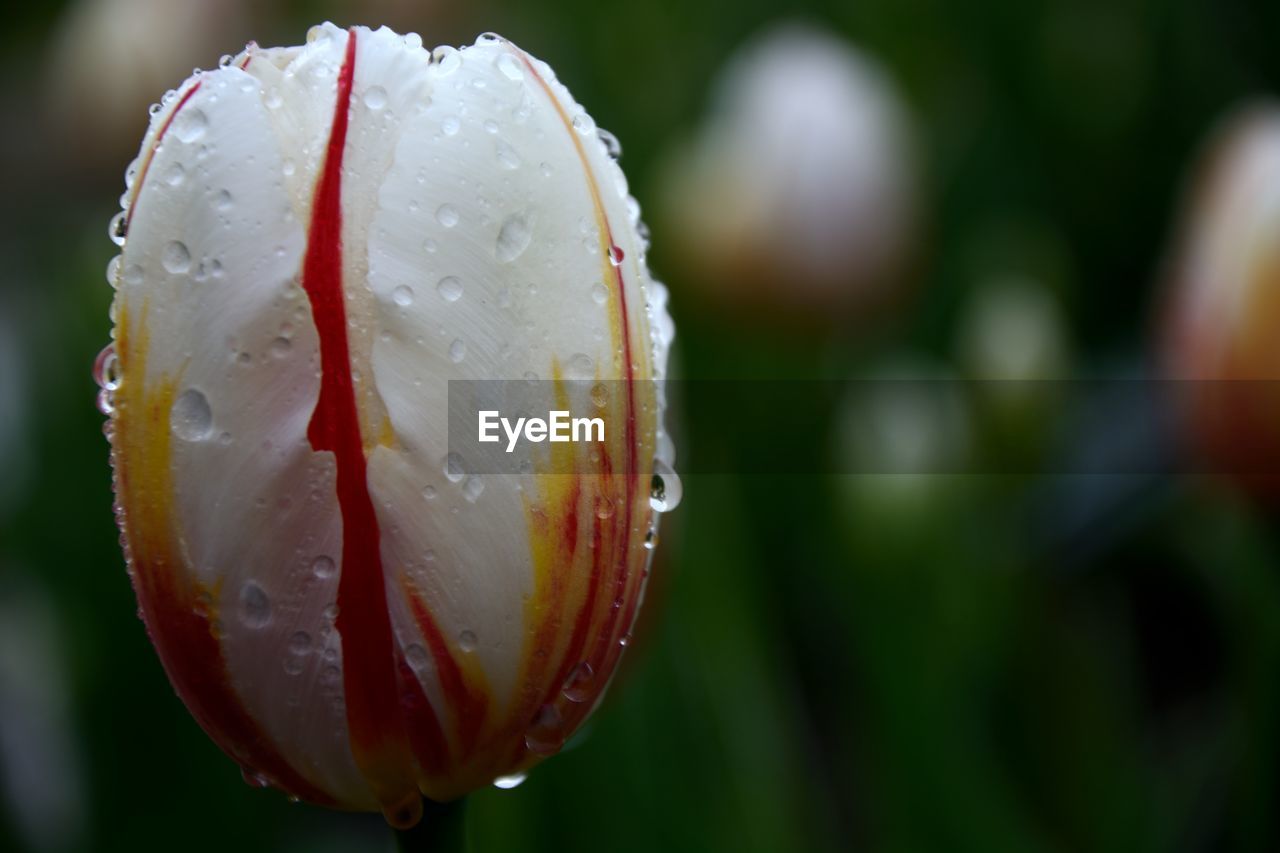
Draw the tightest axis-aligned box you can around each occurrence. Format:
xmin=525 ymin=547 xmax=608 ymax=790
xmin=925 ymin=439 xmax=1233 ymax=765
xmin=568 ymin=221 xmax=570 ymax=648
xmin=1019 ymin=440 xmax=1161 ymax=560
xmin=3 ymin=0 xmax=1280 ymax=850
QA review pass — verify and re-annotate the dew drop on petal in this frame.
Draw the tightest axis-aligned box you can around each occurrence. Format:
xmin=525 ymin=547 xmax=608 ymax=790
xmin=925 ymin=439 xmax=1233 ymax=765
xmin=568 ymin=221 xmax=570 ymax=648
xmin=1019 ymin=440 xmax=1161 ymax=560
xmin=162 ymin=241 xmax=192 ymax=274
xmin=311 ymin=555 xmax=335 ymax=579
xmin=562 ymin=661 xmax=595 ymax=703
xmin=172 ymin=107 xmax=208 ymax=143
xmin=493 ymin=773 xmax=527 ymax=790
xmin=495 ymin=140 xmax=521 ymax=170
xmin=495 ymin=214 xmax=532 ymax=262
xmin=458 ymin=630 xmax=478 ymax=652
xmin=437 ymin=276 xmax=462 ymax=302
xmin=239 ymin=581 xmax=271 ymax=628
xmin=449 ymin=338 xmax=466 ymax=363
xmin=405 ymin=643 xmax=430 ymax=670
xmin=462 ymin=475 xmax=484 ymax=502
xmin=444 ymin=452 xmax=466 ymax=483
xmin=393 ymin=285 xmax=415 ymax=306
xmin=496 ymin=53 xmax=524 ymax=81
xmin=565 ymin=353 xmax=594 ymax=380
xmin=362 ymin=85 xmax=387 ymax=110
xmin=170 ymin=388 xmax=213 ymax=441
xmin=525 ymin=705 xmax=564 ymax=756
xmin=591 ymin=282 xmax=609 ymax=305
xmin=436 ymin=203 xmax=459 ymax=227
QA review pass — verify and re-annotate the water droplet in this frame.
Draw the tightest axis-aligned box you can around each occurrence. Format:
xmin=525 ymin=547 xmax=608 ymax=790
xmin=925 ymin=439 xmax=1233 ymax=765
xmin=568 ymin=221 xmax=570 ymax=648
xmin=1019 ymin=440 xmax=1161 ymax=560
xmin=214 ymin=189 xmax=233 ymax=211
xmin=105 ymin=255 xmax=121 ymax=288
xmin=434 ymin=46 xmax=461 ymax=75
xmin=437 ymin=276 xmax=462 ymax=301
xmin=597 ymin=129 xmax=622 ymax=158
xmin=241 ymin=767 xmax=271 ymax=789
xmin=423 ymin=237 xmax=438 ymax=253
xmin=94 ymin=344 xmax=121 ymax=391
xmin=122 ymin=264 xmax=144 ymax=286
xmin=422 ymin=485 xmax=438 ymax=500
xmin=493 ymin=772 xmax=527 ymax=790
xmin=565 ymin=353 xmax=594 ymax=380
xmin=525 ymin=705 xmax=564 ymax=756
xmin=172 ymin=107 xmax=208 ymax=143
xmin=163 ymin=162 xmax=185 ymax=186
xmin=282 ymin=158 xmax=296 ymax=177
xmin=311 ymin=555 xmax=335 ymax=578
xmin=393 ymin=285 xmax=415 ymax=307
xmin=362 ymin=85 xmax=387 ymax=110
xmin=108 ymin=212 xmax=127 ymax=246
xmin=239 ymin=581 xmax=271 ymax=628
xmin=162 ymin=241 xmax=192 ymax=274
xmin=436 ymin=204 xmax=459 ymax=227
xmin=643 ymin=528 xmax=658 ymax=550
xmin=270 ymin=337 xmax=292 ymax=358
xmin=441 ymin=115 xmax=460 ymax=136
xmin=649 ymin=459 xmax=682 ymax=512
xmin=562 ymin=661 xmax=594 ymax=702
xmin=591 ymin=282 xmax=609 ymax=305
xmin=608 ymin=244 xmax=625 ymax=266
xmin=496 ymin=53 xmax=524 ymax=81
xmin=405 ymin=643 xmax=430 ymax=669
xmin=462 ymin=475 xmax=484 ymax=502
xmin=444 ymin=452 xmax=466 ymax=483
xmin=170 ymin=388 xmax=213 ymax=441
xmin=571 ymin=113 xmax=596 ymax=135
xmin=288 ymin=631 xmax=311 ymax=655
xmin=594 ymin=494 xmax=614 ymax=519
xmin=496 ymin=140 xmax=521 ymax=170
xmin=458 ymin=630 xmax=478 ymax=652
xmin=449 ymin=338 xmax=466 ymax=363
xmin=495 ymin=214 xmax=533 ymax=262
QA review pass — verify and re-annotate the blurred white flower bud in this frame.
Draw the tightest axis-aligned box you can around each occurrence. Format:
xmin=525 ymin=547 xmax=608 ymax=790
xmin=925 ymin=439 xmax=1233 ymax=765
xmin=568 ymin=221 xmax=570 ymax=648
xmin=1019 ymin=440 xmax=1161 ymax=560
xmin=658 ymin=23 xmax=919 ymax=318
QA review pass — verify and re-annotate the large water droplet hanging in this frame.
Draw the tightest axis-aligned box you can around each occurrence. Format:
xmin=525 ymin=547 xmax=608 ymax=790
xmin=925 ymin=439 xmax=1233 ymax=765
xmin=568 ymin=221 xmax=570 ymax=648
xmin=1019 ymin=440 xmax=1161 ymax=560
xmin=649 ymin=458 xmax=682 ymax=512
xmin=524 ymin=704 xmax=564 ymax=756
xmin=493 ymin=772 xmax=527 ymax=790
xmin=562 ymin=661 xmax=595 ymax=703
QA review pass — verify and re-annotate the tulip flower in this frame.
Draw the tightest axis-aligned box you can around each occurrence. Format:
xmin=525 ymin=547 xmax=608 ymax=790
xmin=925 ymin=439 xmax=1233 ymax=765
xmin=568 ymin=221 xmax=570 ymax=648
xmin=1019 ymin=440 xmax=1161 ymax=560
xmin=96 ymin=23 xmax=675 ymax=828
xmin=1161 ymin=103 xmax=1280 ymax=498
xmin=657 ymin=22 xmax=918 ymax=319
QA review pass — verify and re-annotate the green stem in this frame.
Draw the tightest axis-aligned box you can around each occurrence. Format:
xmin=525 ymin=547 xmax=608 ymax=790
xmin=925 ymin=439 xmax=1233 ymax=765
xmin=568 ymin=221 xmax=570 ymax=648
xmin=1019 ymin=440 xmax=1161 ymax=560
xmin=394 ymin=797 xmax=468 ymax=853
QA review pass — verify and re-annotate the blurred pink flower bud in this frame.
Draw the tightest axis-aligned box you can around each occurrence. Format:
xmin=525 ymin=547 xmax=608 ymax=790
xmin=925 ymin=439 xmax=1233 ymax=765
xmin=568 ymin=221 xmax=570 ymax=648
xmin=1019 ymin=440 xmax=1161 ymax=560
xmin=96 ymin=24 xmax=674 ymax=826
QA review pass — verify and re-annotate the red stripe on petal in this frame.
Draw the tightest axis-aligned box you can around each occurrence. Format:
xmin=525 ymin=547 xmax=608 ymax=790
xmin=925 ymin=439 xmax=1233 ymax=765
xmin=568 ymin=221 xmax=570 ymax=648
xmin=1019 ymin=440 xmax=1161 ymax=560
xmin=300 ymin=28 xmax=419 ymax=820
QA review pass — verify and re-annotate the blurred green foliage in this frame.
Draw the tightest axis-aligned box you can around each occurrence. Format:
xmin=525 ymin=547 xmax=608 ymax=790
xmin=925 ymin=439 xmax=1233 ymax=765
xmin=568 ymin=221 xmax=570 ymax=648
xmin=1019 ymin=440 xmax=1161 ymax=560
xmin=3 ymin=0 xmax=1280 ymax=851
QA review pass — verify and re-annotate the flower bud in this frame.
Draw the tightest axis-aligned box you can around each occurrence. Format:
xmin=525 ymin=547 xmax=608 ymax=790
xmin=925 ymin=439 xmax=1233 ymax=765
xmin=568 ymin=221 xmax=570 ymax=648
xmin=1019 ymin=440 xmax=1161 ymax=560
xmin=96 ymin=24 xmax=674 ymax=826
xmin=657 ymin=22 xmax=918 ymax=319
xmin=1161 ymin=103 xmax=1280 ymax=498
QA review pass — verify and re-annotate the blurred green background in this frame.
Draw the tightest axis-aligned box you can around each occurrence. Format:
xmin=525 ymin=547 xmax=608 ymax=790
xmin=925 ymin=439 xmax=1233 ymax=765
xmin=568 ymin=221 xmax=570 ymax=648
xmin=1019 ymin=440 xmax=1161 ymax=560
xmin=3 ymin=0 xmax=1280 ymax=851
